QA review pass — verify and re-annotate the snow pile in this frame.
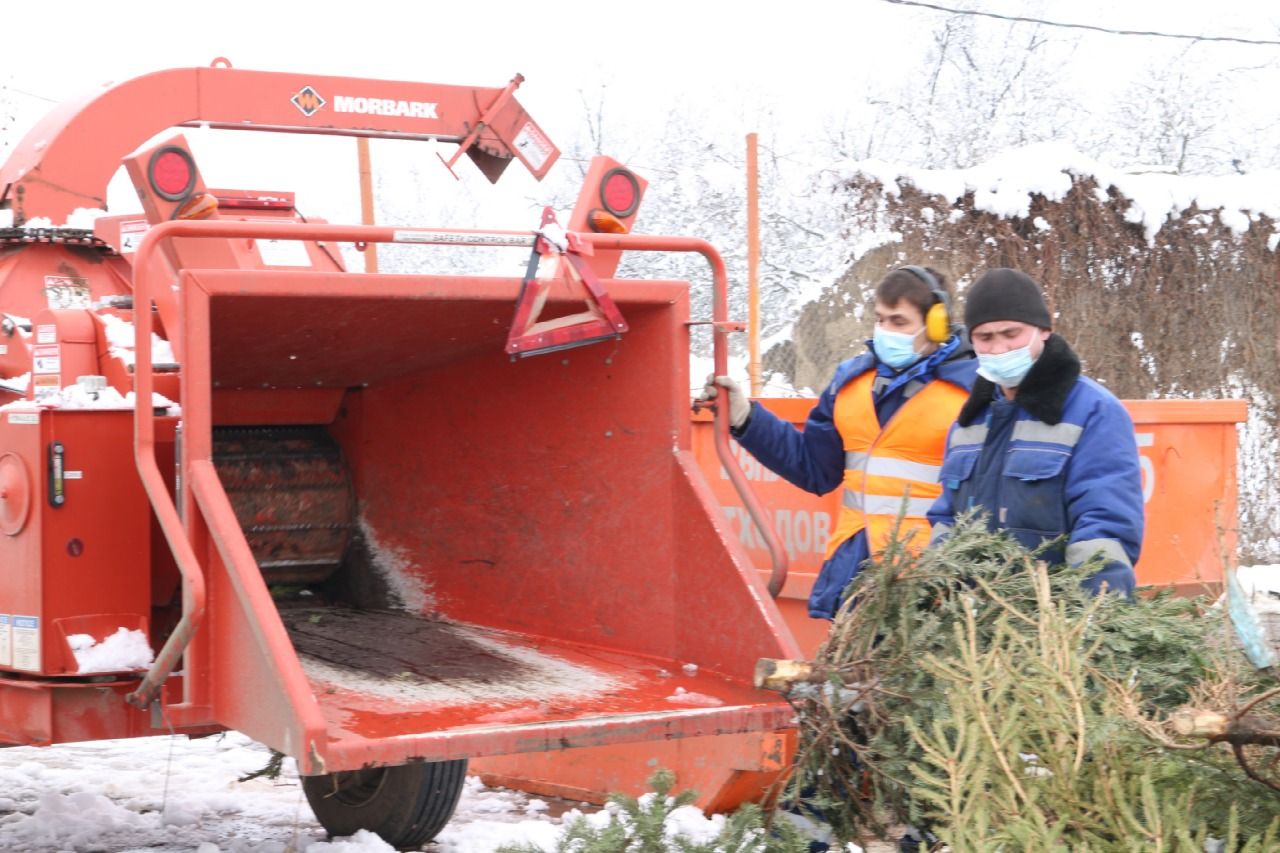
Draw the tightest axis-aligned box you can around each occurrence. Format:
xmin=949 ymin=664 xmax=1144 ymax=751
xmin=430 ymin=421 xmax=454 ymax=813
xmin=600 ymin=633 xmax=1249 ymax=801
xmin=0 ymin=209 xmax=107 ymax=229
xmin=1235 ymin=564 xmax=1280 ymax=615
xmin=434 ymin=777 xmax=564 ymax=852
xmin=0 ymin=790 xmax=152 ymax=850
xmin=67 ymin=628 xmax=154 ymax=673
xmin=665 ymin=686 xmax=725 ymax=707
xmin=0 ymin=372 xmax=30 ymax=394
xmin=10 ymin=380 xmax=179 ymax=413
xmin=65 ymin=207 xmax=108 ymax=229
xmin=840 ymin=142 xmax=1280 ymax=243
xmin=43 ymin=381 xmax=132 ymax=410
xmin=304 ymin=829 xmax=396 ymax=852
xmin=99 ymin=313 xmax=177 ymax=366
xmin=358 ymin=516 xmax=433 ymax=612
xmin=0 ymin=732 xmax=332 ymax=851
xmin=0 ymin=725 xmax=876 ymax=851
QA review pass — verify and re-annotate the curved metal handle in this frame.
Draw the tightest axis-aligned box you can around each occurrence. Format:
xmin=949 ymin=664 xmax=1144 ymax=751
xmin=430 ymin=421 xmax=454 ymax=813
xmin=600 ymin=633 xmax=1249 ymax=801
xmin=581 ymin=232 xmax=790 ymax=597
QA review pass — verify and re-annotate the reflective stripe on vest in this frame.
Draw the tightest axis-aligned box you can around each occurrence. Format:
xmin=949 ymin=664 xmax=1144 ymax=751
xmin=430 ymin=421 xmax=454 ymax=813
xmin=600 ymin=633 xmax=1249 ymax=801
xmin=843 ymin=491 xmax=938 ymax=517
xmin=844 ymin=451 xmax=942 ymax=483
xmin=828 ymin=369 xmax=970 ymax=558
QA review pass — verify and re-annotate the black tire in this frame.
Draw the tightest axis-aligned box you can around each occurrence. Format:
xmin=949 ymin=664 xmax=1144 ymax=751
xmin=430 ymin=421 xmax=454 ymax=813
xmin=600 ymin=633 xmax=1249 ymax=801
xmin=302 ymin=759 xmax=468 ymax=849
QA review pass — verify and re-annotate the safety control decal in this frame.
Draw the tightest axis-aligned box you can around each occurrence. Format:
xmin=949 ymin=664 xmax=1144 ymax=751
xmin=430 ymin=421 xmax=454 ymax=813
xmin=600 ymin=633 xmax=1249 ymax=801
xmin=6 ymin=413 xmax=38 ymax=425
xmin=513 ymin=121 xmax=554 ymax=172
xmin=119 ymin=220 xmax=149 ymax=254
xmin=32 ymin=345 xmax=59 ymax=375
xmin=12 ymin=616 xmax=39 ymax=672
xmin=31 ymin=375 xmax=60 ymax=400
xmin=0 ymin=615 xmax=10 ymax=667
xmin=35 ymin=324 xmax=55 ymax=345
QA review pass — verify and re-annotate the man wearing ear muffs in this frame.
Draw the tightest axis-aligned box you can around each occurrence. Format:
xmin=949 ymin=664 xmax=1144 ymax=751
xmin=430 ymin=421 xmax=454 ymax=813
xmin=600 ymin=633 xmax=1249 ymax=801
xmin=701 ymin=266 xmax=978 ymax=620
xmin=927 ymin=268 xmax=1142 ymax=595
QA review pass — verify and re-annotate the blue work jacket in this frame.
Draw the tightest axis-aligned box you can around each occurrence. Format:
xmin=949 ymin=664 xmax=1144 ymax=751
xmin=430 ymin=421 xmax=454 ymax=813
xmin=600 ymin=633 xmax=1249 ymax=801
xmin=927 ymin=334 xmax=1144 ymax=595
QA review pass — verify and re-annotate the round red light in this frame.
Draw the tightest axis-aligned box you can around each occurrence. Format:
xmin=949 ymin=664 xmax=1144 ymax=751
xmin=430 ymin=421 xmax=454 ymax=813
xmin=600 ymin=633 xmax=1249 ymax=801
xmin=600 ymin=169 xmax=640 ymax=218
xmin=149 ymin=147 xmax=196 ymax=201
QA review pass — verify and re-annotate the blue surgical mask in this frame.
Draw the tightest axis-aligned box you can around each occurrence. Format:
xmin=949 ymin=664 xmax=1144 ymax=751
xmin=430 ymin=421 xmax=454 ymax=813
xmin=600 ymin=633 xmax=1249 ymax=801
xmin=873 ymin=327 xmax=924 ymax=370
xmin=977 ymin=343 xmax=1036 ymax=388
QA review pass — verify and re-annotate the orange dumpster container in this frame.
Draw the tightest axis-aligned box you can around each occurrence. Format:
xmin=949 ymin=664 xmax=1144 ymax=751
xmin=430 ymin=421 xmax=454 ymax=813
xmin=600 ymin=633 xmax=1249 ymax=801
xmin=475 ymin=397 xmax=1247 ymax=804
xmin=692 ymin=397 xmax=1248 ymax=658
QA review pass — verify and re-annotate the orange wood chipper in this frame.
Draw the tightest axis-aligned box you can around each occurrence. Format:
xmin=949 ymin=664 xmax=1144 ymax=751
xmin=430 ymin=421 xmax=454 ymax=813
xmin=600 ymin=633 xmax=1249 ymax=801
xmin=0 ymin=64 xmax=800 ymax=847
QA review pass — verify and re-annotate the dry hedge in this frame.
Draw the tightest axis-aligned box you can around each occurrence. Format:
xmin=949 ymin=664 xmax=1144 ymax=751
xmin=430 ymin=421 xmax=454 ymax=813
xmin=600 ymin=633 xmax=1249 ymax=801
xmin=766 ymin=173 xmax=1279 ymax=562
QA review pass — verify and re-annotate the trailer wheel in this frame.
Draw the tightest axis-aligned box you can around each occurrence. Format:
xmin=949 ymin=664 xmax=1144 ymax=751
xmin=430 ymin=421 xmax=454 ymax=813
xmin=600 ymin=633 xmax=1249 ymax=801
xmin=303 ymin=759 xmax=467 ymax=849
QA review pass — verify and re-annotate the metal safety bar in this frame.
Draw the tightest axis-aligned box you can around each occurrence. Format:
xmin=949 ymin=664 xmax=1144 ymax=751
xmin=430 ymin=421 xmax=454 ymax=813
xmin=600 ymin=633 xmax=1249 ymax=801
xmin=127 ymin=220 xmax=790 ymax=714
xmin=575 ymin=232 xmax=789 ymax=598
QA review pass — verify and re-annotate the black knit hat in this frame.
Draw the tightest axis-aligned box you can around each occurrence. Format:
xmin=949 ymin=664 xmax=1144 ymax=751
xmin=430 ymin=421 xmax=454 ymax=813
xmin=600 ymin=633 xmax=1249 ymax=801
xmin=964 ymin=268 xmax=1052 ymax=330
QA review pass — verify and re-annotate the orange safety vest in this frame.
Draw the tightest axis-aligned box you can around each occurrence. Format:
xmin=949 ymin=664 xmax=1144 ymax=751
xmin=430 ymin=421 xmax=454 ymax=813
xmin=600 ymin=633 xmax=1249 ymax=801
xmin=826 ymin=370 xmax=969 ymax=558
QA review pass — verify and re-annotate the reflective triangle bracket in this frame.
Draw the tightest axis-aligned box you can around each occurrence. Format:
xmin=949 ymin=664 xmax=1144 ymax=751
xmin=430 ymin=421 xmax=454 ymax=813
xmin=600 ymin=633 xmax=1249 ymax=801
xmin=505 ymin=208 xmax=628 ymax=358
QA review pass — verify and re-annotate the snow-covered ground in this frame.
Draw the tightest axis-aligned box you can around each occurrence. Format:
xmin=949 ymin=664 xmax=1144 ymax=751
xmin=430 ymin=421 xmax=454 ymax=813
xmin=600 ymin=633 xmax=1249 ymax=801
xmin=4 ymin=564 xmax=1275 ymax=851
xmin=0 ymin=731 xmax=571 ymax=852
xmin=0 ymin=732 xmax=772 ymax=853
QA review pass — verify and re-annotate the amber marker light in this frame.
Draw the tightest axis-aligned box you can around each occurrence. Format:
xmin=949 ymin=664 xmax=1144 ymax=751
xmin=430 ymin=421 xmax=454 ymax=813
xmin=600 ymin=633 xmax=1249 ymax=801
xmin=587 ymin=208 xmax=628 ymax=233
xmin=174 ymin=193 xmax=219 ymax=220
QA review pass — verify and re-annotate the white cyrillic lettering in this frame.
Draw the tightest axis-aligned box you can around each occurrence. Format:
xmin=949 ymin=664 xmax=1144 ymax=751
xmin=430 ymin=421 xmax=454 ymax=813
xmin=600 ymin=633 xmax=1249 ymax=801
xmin=814 ymin=512 xmax=830 ymax=554
xmin=1136 ymin=432 xmax=1154 ymax=503
xmin=775 ymin=510 xmax=795 ymax=559
xmin=795 ymin=510 xmax=811 ymax=556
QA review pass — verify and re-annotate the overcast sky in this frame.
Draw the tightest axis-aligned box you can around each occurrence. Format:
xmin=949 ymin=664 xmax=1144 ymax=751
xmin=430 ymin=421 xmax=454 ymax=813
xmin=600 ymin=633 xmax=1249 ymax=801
xmin=3 ymin=0 xmax=1278 ymax=225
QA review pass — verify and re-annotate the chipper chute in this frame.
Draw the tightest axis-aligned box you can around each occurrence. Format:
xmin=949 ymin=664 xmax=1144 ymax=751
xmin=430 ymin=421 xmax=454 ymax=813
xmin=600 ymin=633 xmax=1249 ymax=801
xmin=0 ymin=62 xmax=798 ymax=848
xmin=125 ymin=220 xmax=798 ymax=846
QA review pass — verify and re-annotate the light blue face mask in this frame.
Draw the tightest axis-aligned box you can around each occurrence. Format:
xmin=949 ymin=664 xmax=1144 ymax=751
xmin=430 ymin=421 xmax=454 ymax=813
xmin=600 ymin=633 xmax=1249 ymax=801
xmin=873 ymin=326 xmax=924 ymax=370
xmin=977 ymin=343 xmax=1036 ymax=388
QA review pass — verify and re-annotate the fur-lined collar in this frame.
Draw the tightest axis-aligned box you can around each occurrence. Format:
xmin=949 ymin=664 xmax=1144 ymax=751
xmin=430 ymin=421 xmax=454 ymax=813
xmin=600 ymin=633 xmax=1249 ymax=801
xmin=957 ymin=333 xmax=1081 ymax=427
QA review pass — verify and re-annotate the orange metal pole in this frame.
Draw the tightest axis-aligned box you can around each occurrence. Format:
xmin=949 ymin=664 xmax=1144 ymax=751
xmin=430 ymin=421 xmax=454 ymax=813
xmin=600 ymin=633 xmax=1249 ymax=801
xmin=746 ymin=133 xmax=761 ymax=396
xmin=357 ymin=137 xmax=379 ymax=273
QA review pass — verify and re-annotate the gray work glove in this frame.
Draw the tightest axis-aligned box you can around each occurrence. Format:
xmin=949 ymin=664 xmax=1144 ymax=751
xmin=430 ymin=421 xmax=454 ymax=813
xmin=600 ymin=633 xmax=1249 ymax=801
xmin=697 ymin=373 xmax=751 ymax=429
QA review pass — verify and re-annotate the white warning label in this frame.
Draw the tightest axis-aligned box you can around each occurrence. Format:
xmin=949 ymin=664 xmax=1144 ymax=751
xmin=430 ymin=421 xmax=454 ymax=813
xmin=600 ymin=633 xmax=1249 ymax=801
xmin=119 ymin=220 xmax=149 ymax=254
xmin=43 ymin=276 xmax=91 ymax=310
xmin=12 ymin=615 xmax=39 ymax=672
xmin=256 ymin=239 xmax=312 ymax=267
xmin=0 ymin=615 xmax=10 ymax=667
xmin=35 ymin=324 xmax=56 ymax=345
xmin=32 ymin=375 xmax=60 ymax=401
xmin=32 ymin=345 xmax=60 ymax=375
xmin=512 ymin=121 xmax=554 ymax=172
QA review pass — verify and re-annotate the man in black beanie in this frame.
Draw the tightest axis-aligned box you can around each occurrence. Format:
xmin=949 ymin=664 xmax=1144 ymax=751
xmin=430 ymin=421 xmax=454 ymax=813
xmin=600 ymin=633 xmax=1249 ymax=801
xmin=927 ymin=268 xmax=1143 ymax=595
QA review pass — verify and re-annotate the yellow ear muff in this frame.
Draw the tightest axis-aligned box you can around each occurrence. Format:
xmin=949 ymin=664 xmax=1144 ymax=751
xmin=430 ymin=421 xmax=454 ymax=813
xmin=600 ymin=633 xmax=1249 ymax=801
xmin=925 ymin=301 xmax=950 ymax=343
xmin=897 ymin=265 xmax=952 ymax=344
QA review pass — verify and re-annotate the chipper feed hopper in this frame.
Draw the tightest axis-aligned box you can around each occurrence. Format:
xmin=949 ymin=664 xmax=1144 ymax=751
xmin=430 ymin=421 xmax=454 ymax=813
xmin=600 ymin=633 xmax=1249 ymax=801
xmin=0 ymin=64 xmax=799 ymax=846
